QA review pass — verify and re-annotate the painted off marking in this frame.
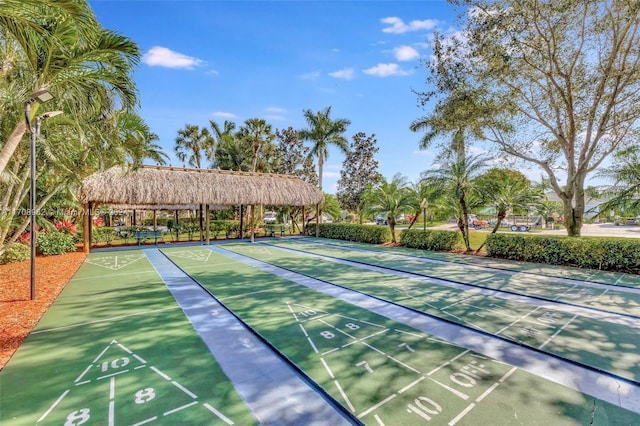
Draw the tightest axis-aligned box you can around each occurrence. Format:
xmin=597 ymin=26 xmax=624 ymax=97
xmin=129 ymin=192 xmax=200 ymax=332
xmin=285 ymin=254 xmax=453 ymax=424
xmin=203 ymin=402 xmax=235 ymax=425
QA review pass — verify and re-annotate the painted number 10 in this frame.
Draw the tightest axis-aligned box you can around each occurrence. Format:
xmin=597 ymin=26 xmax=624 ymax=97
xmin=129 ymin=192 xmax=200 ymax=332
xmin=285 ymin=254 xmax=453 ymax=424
xmin=407 ymin=396 xmax=442 ymax=421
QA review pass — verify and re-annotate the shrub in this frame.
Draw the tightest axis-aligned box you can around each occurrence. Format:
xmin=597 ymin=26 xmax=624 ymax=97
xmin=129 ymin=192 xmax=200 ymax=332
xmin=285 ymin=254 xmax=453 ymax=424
xmin=485 ymin=233 xmax=640 ymax=273
xmin=304 ymin=223 xmax=391 ymax=244
xmin=0 ymin=242 xmax=31 ymax=264
xmin=400 ymin=229 xmax=459 ymax=251
xmin=37 ymin=231 xmax=77 ymax=256
xmin=92 ymin=227 xmax=117 ymax=244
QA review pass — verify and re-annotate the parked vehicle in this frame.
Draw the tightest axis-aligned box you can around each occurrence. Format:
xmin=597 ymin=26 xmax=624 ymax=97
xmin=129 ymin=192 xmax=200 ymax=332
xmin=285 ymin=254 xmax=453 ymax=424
xmin=614 ymin=216 xmax=639 ymax=226
xmin=467 ymin=214 xmax=488 ymax=229
xmin=263 ymin=212 xmax=277 ymax=223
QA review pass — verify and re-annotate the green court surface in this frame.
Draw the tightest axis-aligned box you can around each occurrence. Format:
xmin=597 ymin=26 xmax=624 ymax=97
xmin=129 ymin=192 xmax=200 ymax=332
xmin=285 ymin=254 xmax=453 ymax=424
xmin=220 ymin=241 xmax=640 ymax=385
xmin=301 ymin=237 xmax=640 ymax=289
xmin=0 ymin=251 xmax=255 ymax=426
xmin=271 ymin=239 xmax=640 ymax=318
xmin=162 ymin=246 xmax=639 ymax=425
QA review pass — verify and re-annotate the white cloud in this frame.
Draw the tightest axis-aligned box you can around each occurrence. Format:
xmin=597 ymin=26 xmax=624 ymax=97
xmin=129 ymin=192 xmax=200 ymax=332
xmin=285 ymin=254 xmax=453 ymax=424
xmin=381 ymin=17 xmax=440 ymax=34
xmin=263 ymin=114 xmax=286 ymax=121
xmin=142 ymin=46 xmax=204 ymax=69
xmin=329 ymin=67 xmax=355 ymax=80
xmin=299 ymin=70 xmax=321 ymax=80
xmin=266 ymin=107 xmax=287 ymax=114
xmin=362 ymin=63 xmax=409 ymax=77
xmin=394 ymin=45 xmax=420 ymax=61
xmin=211 ymin=111 xmax=236 ymax=118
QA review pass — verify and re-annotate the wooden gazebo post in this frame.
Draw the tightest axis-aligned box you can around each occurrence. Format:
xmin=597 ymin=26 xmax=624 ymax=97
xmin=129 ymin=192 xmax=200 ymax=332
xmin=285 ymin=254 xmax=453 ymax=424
xmin=82 ymin=202 xmax=92 ymax=253
xmin=250 ymin=204 xmax=255 ymax=243
xmin=205 ymin=204 xmax=210 ymax=245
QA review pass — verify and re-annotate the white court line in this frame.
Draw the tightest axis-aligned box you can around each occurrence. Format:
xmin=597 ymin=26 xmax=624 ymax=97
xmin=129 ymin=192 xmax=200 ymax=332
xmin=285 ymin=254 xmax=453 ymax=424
xmin=92 ymin=344 xmax=112 ymax=363
xmin=133 ymin=353 xmax=147 ymax=364
xmin=172 ymin=380 xmax=198 ymax=399
xmin=36 ymin=389 xmax=69 ymax=423
xmin=117 ymin=342 xmax=133 ymax=354
xmin=97 ymin=369 xmax=128 ymax=380
xmin=448 ymin=402 xmax=476 ymax=425
xmin=358 ymin=393 xmax=398 ymax=419
xmin=110 ymin=376 xmax=115 ymax=399
xmin=203 ymin=403 xmax=235 ymax=425
xmin=164 ymin=401 xmax=198 ymax=416
xmin=70 ymin=270 xmax=156 ymax=281
xmin=398 ymin=376 xmax=425 ymax=394
xmin=31 ymin=306 xmax=180 ymax=334
xmin=75 ymin=364 xmax=93 ymax=383
xmin=109 ymin=400 xmax=115 ymax=426
xmin=151 ymin=366 xmax=172 ymax=381
xmin=427 ymin=349 xmax=470 ymax=376
xmin=299 ymin=324 xmax=319 ymax=353
xmin=334 ymin=380 xmax=356 ymax=412
xmin=494 ymin=306 xmax=542 ymax=335
xmin=538 ymin=314 xmax=580 ymax=350
xmin=131 ymin=416 xmax=157 ymax=426
xmin=321 ymin=357 xmax=335 ymax=379
xmin=429 ymin=377 xmax=469 ymax=400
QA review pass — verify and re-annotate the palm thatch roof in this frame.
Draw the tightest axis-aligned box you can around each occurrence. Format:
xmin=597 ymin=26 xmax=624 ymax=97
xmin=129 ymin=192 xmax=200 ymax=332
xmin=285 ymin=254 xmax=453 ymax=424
xmin=80 ymin=165 xmax=324 ymax=207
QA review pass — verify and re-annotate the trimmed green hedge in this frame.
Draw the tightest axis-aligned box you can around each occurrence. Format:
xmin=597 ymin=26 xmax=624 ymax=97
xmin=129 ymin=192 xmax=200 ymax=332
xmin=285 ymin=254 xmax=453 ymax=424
xmin=304 ymin=223 xmax=391 ymax=244
xmin=400 ymin=229 xmax=460 ymax=251
xmin=485 ymin=233 xmax=640 ymax=273
xmin=37 ymin=231 xmax=77 ymax=256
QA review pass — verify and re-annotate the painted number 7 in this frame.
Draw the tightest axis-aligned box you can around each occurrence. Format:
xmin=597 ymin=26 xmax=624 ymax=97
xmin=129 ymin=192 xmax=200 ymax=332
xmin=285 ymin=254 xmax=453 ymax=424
xmin=356 ymin=360 xmax=374 ymax=373
xmin=398 ymin=342 xmax=415 ymax=352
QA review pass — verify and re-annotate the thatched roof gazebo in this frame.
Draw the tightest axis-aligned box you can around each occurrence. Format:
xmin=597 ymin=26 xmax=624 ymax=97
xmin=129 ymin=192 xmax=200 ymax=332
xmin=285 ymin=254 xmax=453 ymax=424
xmin=79 ymin=165 xmax=324 ymax=251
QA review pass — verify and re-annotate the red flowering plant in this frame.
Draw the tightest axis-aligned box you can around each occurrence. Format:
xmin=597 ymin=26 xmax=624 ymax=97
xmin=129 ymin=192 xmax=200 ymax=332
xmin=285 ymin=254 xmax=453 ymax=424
xmin=55 ymin=219 xmax=77 ymax=235
xmin=93 ymin=216 xmax=104 ymax=227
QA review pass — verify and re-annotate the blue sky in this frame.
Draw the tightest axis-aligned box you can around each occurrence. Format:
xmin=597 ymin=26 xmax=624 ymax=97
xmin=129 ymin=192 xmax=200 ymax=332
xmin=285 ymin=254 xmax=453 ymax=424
xmin=89 ymin=1 xmax=466 ymax=193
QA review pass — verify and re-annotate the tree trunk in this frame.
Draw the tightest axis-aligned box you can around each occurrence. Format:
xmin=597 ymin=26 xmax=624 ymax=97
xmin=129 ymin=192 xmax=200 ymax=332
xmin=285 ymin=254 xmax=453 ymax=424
xmin=0 ymin=122 xmax=27 ymax=177
xmin=388 ymin=217 xmax=397 ymax=243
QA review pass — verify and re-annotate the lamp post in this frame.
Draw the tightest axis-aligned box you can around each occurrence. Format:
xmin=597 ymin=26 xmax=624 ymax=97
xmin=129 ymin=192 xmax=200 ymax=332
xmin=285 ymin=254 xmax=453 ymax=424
xmin=24 ymin=89 xmax=60 ymax=300
xmin=420 ymin=198 xmax=427 ymax=232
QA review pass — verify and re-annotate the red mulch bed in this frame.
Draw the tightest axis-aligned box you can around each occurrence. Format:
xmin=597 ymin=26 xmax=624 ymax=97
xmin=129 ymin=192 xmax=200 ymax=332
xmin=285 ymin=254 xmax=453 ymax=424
xmin=0 ymin=252 xmax=86 ymax=370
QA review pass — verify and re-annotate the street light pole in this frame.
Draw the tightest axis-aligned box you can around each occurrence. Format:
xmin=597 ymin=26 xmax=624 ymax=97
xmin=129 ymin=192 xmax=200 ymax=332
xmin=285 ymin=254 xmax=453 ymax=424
xmin=24 ymin=89 xmax=58 ymax=300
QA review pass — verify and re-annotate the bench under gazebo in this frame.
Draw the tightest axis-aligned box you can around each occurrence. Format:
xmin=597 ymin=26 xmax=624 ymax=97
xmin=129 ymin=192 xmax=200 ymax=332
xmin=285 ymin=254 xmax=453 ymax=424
xmin=79 ymin=165 xmax=324 ymax=252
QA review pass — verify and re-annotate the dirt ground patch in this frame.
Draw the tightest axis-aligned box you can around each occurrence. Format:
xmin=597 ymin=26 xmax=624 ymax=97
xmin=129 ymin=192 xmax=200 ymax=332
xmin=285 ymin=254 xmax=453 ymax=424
xmin=0 ymin=252 xmax=86 ymax=369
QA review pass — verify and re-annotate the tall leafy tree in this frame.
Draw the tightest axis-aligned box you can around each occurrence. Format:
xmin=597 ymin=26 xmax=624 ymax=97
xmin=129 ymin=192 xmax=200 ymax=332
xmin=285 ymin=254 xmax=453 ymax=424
xmin=0 ymin=0 xmax=140 ymax=177
xmin=474 ymin=168 xmax=542 ymax=252
xmin=298 ymin=106 xmax=351 ymax=192
xmin=336 ymin=132 xmax=382 ymax=223
xmin=595 ymin=147 xmax=640 ymax=216
xmin=422 ymin=154 xmax=486 ymax=251
xmin=174 ymin=124 xmax=214 ymax=169
xmin=238 ymin=118 xmax=275 ymax=173
xmin=441 ymin=0 xmax=640 ymax=236
xmin=363 ymin=174 xmax=413 ymax=243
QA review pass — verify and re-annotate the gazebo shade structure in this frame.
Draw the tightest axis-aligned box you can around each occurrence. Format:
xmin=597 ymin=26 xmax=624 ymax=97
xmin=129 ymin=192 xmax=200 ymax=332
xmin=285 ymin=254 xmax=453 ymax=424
xmin=79 ymin=165 xmax=324 ymax=251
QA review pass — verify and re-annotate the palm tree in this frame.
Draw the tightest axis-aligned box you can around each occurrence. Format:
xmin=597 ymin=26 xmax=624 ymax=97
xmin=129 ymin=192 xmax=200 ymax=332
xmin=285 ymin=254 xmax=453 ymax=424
xmin=422 ymin=154 xmax=486 ymax=252
xmin=0 ymin=1 xmax=140 ymax=176
xmin=174 ymin=124 xmax=215 ymax=169
xmin=363 ymin=174 xmax=413 ymax=243
xmin=595 ymin=147 xmax=640 ymax=216
xmin=298 ymin=107 xmax=351 ymax=192
xmin=238 ymin=118 xmax=274 ymax=172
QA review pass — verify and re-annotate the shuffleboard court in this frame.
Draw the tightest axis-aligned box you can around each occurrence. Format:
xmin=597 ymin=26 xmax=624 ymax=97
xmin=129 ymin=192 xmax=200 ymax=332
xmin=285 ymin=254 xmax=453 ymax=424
xmin=162 ymin=245 xmax=640 ymax=425
xmin=300 ymin=237 xmax=640 ymax=289
xmin=267 ymin=238 xmax=640 ymax=318
xmin=0 ymin=250 xmax=255 ymax=426
xmin=219 ymin=241 xmax=640 ymax=386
